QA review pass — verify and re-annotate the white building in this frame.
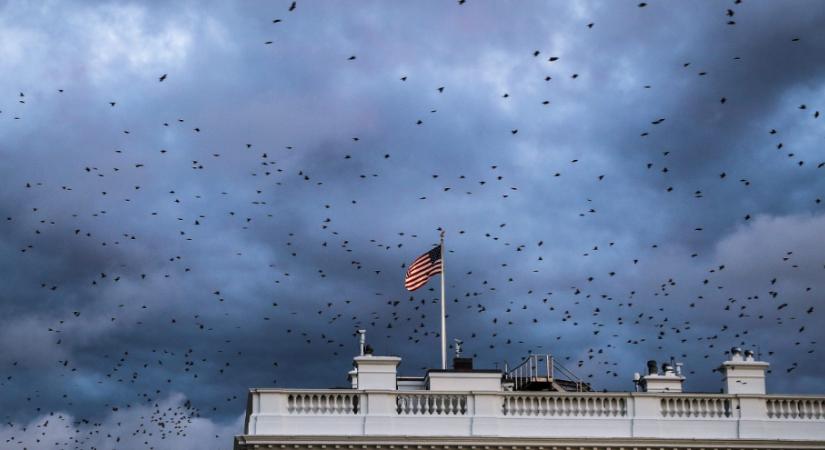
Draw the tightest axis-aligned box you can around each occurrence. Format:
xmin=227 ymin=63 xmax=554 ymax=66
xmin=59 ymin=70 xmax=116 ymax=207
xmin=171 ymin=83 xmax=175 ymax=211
xmin=235 ymin=345 xmax=825 ymax=450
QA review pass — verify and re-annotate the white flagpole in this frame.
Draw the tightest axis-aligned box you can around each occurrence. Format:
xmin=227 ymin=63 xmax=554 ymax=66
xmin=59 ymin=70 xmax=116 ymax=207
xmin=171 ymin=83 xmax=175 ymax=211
xmin=440 ymin=229 xmax=446 ymax=370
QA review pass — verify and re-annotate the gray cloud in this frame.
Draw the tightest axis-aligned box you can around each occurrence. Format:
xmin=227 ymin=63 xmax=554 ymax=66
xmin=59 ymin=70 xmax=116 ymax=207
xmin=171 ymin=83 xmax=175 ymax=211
xmin=1 ymin=0 xmax=825 ymax=447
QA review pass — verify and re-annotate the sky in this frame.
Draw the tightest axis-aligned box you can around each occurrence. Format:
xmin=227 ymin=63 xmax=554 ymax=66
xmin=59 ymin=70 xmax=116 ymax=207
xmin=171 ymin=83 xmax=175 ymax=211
xmin=1 ymin=0 xmax=825 ymax=448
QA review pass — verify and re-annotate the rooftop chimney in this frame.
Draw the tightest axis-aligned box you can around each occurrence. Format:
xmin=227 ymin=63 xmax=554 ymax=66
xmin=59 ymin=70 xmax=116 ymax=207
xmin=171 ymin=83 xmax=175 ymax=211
xmin=639 ymin=358 xmax=685 ymax=393
xmin=354 ymin=355 xmax=400 ymax=390
xmin=720 ymin=346 xmax=769 ymax=395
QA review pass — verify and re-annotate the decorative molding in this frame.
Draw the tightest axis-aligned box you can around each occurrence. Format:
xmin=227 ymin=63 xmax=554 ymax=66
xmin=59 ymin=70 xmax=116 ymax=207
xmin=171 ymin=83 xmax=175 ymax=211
xmin=234 ymin=435 xmax=825 ymax=450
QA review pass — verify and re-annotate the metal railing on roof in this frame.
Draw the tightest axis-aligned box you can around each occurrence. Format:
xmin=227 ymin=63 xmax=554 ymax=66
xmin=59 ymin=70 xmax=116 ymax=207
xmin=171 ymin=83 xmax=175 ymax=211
xmin=503 ymin=353 xmax=587 ymax=392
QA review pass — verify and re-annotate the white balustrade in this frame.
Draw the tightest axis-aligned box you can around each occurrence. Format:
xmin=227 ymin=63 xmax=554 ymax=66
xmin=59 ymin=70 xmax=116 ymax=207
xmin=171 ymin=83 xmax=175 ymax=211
xmin=766 ymin=397 xmax=825 ymax=420
xmin=286 ymin=392 xmax=361 ymax=415
xmin=502 ymin=393 xmax=626 ymax=417
xmin=243 ymin=389 xmax=825 ymax=442
xmin=396 ymin=393 xmax=468 ymax=415
xmin=660 ymin=395 xmax=733 ymax=418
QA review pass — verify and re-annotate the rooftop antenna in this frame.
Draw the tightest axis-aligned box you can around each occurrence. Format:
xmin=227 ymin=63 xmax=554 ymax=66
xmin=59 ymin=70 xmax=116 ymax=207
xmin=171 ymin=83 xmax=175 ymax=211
xmin=454 ymin=338 xmax=463 ymax=358
xmin=357 ymin=329 xmax=366 ymax=356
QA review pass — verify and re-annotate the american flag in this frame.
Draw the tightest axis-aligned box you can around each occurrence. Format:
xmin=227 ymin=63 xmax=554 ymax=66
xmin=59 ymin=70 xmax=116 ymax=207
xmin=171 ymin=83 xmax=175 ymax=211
xmin=404 ymin=245 xmax=442 ymax=291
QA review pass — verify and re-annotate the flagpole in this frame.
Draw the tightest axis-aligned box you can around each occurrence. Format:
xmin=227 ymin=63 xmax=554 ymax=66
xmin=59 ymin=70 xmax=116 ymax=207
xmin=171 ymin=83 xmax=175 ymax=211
xmin=440 ymin=229 xmax=446 ymax=370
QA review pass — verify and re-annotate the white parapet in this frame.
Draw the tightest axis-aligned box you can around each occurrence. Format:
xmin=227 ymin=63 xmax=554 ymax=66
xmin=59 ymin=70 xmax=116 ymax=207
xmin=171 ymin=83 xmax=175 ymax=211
xmin=427 ymin=370 xmax=502 ymax=392
xmin=240 ymin=389 xmax=825 ymax=445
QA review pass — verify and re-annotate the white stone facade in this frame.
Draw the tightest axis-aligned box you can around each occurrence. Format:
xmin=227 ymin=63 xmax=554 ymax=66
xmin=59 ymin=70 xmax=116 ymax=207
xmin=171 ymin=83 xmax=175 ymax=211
xmin=235 ymin=351 xmax=825 ymax=450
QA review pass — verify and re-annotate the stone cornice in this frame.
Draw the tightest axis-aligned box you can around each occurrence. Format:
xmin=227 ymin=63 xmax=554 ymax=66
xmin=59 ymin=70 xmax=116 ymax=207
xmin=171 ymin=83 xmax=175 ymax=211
xmin=234 ymin=434 xmax=825 ymax=450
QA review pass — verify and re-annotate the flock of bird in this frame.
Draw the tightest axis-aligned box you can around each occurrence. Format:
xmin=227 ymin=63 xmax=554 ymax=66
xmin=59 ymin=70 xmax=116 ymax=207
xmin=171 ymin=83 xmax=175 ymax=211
xmin=1 ymin=0 xmax=823 ymax=448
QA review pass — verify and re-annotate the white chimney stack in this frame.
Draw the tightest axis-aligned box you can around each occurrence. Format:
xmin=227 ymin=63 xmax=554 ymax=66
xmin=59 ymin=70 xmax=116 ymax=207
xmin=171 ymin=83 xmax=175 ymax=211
xmin=354 ymin=355 xmax=400 ymax=390
xmin=639 ymin=359 xmax=685 ymax=393
xmin=720 ymin=347 xmax=769 ymax=395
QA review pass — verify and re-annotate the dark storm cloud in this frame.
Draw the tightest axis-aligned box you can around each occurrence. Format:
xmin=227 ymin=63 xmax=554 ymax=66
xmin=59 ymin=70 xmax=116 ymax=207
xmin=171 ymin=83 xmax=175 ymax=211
xmin=1 ymin=0 xmax=825 ymax=447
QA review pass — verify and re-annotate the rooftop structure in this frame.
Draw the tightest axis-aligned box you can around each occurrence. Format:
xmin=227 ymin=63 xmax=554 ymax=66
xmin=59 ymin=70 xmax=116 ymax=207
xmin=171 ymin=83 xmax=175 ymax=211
xmin=235 ymin=343 xmax=825 ymax=450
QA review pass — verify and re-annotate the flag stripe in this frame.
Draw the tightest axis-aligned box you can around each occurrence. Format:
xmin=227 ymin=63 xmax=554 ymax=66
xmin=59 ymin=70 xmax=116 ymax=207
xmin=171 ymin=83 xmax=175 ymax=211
xmin=404 ymin=245 xmax=442 ymax=291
